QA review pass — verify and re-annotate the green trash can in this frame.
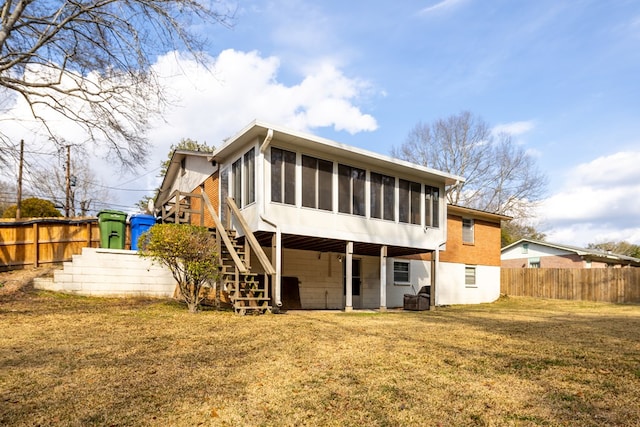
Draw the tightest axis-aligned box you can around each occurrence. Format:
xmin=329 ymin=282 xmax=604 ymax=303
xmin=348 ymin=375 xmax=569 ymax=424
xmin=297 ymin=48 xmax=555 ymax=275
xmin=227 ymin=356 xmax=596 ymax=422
xmin=97 ymin=210 xmax=127 ymax=249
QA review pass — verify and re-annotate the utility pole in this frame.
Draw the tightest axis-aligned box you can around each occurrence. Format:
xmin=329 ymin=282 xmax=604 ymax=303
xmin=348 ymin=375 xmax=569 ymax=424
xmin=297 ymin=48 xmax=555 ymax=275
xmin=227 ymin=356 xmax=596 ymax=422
xmin=65 ymin=144 xmax=71 ymax=218
xmin=16 ymin=139 xmax=24 ymax=219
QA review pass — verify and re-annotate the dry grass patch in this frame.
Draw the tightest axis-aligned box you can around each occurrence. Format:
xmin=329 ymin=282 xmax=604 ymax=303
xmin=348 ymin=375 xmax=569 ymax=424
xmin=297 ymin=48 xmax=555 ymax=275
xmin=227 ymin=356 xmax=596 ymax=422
xmin=1 ymin=279 xmax=639 ymax=426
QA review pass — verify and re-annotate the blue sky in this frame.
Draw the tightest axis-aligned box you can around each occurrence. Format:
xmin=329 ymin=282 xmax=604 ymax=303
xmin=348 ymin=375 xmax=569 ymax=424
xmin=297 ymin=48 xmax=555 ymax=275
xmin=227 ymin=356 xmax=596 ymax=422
xmin=3 ymin=0 xmax=640 ymax=246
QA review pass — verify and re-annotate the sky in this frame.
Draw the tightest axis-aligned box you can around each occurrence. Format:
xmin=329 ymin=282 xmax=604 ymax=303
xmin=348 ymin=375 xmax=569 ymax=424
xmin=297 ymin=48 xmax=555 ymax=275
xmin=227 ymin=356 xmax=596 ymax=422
xmin=2 ymin=0 xmax=640 ymax=247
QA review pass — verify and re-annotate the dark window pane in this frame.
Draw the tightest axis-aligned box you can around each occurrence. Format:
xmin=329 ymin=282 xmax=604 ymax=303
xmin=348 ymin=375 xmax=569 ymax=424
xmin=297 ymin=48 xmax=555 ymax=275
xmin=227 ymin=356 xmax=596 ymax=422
xmin=410 ymin=181 xmax=421 ymax=225
xmin=432 ymin=187 xmax=439 ymax=228
xmin=302 ymin=155 xmax=316 ymax=208
xmin=271 ymin=148 xmax=283 ymax=203
xmin=338 ymin=164 xmax=351 ymax=214
xmin=398 ymin=179 xmax=409 ymax=223
xmin=383 ymin=175 xmax=395 ymax=221
xmin=370 ymin=172 xmax=382 ymax=219
xmin=353 ymin=168 xmax=366 ymax=216
xmin=232 ymin=159 xmax=242 ymax=204
xmin=284 ymin=150 xmax=296 ymax=205
xmin=244 ymin=148 xmax=255 ymax=205
xmin=318 ymin=159 xmax=333 ymax=211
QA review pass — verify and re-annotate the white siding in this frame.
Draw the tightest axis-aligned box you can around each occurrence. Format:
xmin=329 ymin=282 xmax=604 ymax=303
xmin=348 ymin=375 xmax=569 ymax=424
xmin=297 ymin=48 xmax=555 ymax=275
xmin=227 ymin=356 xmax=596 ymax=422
xmin=167 ymin=156 xmax=216 ymax=196
xmin=436 ymin=262 xmax=500 ymax=305
xmin=501 ymin=242 xmax=573 ymax=260
xmin=385 ymin=259 xmax=431 ymax=308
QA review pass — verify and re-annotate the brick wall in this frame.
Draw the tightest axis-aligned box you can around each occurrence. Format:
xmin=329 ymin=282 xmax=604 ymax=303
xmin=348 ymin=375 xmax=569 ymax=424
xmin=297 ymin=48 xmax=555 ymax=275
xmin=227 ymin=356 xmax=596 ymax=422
xmin=189 ymin=171 xmax=219 ymax=228
xmin=439 ymin=214 xmax=502 ymax=266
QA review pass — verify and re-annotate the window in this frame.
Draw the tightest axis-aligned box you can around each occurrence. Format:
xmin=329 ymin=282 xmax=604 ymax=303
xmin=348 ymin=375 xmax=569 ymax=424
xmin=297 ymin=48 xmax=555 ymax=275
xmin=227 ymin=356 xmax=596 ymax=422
xmin=370 ymin=172 xmax=395 ymax=221
xmin=393 ymin=261 xmax=410 ymax=284
xmin=462 ymin=218 xmax=474 ymax=244
xmin=528 ymin=257 xmax=540 ymax=268
xmin=271 ymin=147 xmax=296 ymax=205
xmin=338 ymin=164 xmax=366 ymax=216
xmin=232 ymin=158 xmax=242 ymax=204
xmin=244 ymin=148 xmax=255 ymax=205
xmin=424 ymin=185 xmax=440 ymax=228
xmin=465 ymin=266 xmax=476 ymax=286
xmin=521 ymin=243 xmax=529 ymax=254
xmin=180 ymin=157 xmax=186 ymax=175
xmin=399 ymin=179 xmax=421 ymax=225
xmin=302 ymin=155 xmax=333 ymax=211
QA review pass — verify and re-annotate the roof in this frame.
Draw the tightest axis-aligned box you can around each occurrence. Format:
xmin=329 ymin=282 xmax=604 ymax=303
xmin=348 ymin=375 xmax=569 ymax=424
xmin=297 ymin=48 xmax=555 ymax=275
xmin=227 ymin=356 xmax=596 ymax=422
xmin=213 ymin=120 xmax=465 ymax=186
xmin=501 ymin=238 xmax=640 ymax=266
xmin=448 ymin=205 xmax=512 ymax=222
xmin=156 ymin=150 xmax=214 ymax=204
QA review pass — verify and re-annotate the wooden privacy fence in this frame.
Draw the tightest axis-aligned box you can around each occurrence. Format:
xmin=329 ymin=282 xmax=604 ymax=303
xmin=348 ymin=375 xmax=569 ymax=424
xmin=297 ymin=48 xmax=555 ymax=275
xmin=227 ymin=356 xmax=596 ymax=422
xmin=0 ymin=218 xmax=106 ymax=270
xmin=501 ymin=268 xmax=640 ymax=303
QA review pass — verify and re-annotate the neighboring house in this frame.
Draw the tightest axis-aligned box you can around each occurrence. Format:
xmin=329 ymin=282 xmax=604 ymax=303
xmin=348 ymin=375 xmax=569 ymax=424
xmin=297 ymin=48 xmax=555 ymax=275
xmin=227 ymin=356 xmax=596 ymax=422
xmin=501 ymin=239 xmax=640 ymax=268
xmin=155 ymin=120 xmax=507 ymax=311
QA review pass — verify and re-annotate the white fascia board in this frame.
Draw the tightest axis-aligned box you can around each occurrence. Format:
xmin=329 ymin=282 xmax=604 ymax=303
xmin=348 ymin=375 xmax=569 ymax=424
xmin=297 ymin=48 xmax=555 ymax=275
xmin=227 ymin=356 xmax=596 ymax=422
xmin=213 ymin=120 xmax=465 ymax=186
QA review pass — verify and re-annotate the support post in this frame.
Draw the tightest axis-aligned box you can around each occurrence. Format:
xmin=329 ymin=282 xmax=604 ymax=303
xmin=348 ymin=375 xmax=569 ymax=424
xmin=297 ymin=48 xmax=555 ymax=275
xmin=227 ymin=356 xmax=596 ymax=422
xmin=345 ymin=241 xmax=353 ymax=311
xmin=379 ymin=245 xmax=387 ymax=311
xmin=431 ymin=249 xmax=438 ymax=309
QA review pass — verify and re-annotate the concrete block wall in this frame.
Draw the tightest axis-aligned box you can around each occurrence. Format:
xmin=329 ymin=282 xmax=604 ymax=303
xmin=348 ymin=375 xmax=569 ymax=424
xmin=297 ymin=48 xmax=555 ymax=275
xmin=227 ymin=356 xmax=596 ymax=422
xmin=34 ymin=247 xmax=176 ymax=297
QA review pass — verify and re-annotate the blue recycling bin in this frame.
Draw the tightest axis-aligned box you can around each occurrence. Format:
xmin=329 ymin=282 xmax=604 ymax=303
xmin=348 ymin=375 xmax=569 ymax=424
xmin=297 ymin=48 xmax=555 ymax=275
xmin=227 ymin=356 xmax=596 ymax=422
xmin=130 ymin=214 xmax=156 ymax=250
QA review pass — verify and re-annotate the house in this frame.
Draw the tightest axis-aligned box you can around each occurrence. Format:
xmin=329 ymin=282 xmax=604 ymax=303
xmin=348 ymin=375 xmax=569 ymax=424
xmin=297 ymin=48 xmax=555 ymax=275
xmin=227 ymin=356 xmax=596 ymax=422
xmin=155 ymin=121 xmax=507 ymax=312
xmin=501 ymin=239 xmax=640 ymax=268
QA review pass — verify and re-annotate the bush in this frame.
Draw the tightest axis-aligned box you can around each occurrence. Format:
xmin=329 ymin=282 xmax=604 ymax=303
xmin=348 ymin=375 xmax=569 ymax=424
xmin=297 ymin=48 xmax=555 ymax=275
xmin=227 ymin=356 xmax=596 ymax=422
xmin=138 ymin=224 xmax=219 ymax=313
xmin=2 ymin=198 xmax=61 ymax=218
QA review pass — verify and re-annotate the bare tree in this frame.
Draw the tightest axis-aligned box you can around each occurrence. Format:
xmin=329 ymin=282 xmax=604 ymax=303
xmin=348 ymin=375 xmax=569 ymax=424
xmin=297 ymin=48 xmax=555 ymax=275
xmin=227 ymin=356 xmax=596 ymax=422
xmin=393 ymin=111 xmax=547 ymax=219
xmin=26 ymin=151 xmax=113 ymax=216
xmin=0 ymin=1 xmax=232 ymax=167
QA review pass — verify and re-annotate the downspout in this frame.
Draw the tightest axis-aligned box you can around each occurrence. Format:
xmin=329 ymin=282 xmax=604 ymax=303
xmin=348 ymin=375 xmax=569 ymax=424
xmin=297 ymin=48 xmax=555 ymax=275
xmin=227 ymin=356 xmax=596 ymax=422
xmin=258 ymin=128 xmax=282 ymax=307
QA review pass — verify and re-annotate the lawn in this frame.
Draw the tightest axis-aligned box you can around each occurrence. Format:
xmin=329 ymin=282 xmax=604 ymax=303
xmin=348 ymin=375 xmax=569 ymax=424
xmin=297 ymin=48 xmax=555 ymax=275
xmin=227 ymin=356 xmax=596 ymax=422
xmin=1 ymin=273 xmax=639 ymax=426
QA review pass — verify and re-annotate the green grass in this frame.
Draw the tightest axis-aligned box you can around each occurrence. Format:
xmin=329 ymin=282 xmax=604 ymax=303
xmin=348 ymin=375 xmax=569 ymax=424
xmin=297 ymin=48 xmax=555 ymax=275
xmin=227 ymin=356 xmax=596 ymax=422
xmin=1 ymin=288 xmax=639 ymax=426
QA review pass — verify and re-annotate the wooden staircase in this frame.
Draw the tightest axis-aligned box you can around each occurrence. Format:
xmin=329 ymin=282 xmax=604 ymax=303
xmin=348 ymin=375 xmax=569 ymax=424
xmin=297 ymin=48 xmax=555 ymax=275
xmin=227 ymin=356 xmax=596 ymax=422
xmin=219 ymin=230 xmax=271 ymax=315
xmin=157 ymin=187 xmax=275 ymax=315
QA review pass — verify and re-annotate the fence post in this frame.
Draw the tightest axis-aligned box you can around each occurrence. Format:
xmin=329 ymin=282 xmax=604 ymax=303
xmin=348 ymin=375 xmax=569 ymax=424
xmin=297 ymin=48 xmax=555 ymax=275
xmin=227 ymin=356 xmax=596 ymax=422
xmin=33 ymin=222 xmax=39 ymax=268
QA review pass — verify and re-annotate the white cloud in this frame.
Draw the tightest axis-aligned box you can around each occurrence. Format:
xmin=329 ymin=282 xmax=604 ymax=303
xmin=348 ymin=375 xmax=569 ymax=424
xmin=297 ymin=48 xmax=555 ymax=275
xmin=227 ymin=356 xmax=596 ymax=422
xmin=419 ymin=0 xmax=468 ymax=16
xmin=492 ymin=120 xmax=535 ymax=136
xmin=538 ymin=151 xmax=640 ymax=246
xmin=1 ymin=49 xmax=378 ymax=211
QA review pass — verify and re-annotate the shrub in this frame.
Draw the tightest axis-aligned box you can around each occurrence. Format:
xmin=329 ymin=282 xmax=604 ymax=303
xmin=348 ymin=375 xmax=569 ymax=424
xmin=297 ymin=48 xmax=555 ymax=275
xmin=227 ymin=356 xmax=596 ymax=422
xmin=138 ymin=224 xmax=219 ymax=313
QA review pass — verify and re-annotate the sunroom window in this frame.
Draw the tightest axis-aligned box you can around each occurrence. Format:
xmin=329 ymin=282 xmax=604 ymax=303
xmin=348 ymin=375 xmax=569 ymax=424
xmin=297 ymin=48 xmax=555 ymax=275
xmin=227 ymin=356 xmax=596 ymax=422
xmin=338 ymin=164 xmax=366 ymax=216
xmin=302 ymin=155 xmax=333 ymax=211
xmin=370 ymin=172 xmax=395 ymax=221
xmin=399 ymin=179 xmax=421 ymax=225
xmin=271 ymin=147 xmax=296 ymax=205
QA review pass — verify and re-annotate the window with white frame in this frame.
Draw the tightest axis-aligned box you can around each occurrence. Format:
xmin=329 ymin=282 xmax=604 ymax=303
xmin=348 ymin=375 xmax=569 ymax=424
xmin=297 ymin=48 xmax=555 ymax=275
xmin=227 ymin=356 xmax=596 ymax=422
xmin=528 ymin=257 xmax=540 ymax=268
xmin=522 ymin=243 xmax=529 ymax=254
xmin=462 ymin=218 xmax=474 ymax=244
xmin=230 ymin=148 xmax=256 ymax=208
xmin=270 ymin=147 xmax=296 ymax=205
xmin=370 ymin=172 xmax=395 ymax=221
xmin=399 ymin=179 xmax=421 ymax=225
xmin=465 ymin=266 xmax=476 ymax=286
xmin=302 ymin=155 xmax=333 ymax=211
xmin=393 ymin=261 xmax=410 ymax=284
xmin=244 ymin=148 xmax=255 ymax=205
xmin=232 ymin=158 xmax=241 ymax=204
xmin=338 ymin=164 xmax=366 ymax=216
xmin=424 ymin=185 xmax=440 ymax=228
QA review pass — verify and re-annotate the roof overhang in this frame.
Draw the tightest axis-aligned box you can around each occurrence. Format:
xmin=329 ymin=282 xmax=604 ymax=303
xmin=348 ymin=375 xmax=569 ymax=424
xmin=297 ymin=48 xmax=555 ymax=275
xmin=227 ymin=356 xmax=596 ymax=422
xmin=213 ymin=120 xmax=465 ymax=186
xmin=448 ymin=205 xmax=512 ymax=222
xmin=156 ymin=150 xmax=214 ymax=204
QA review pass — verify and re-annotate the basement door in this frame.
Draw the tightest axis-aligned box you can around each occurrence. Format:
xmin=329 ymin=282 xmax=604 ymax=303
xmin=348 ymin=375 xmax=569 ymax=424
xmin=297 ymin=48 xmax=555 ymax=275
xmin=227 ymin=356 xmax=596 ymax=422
xmin=343 ymin=259 xmax=362 ymax=309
